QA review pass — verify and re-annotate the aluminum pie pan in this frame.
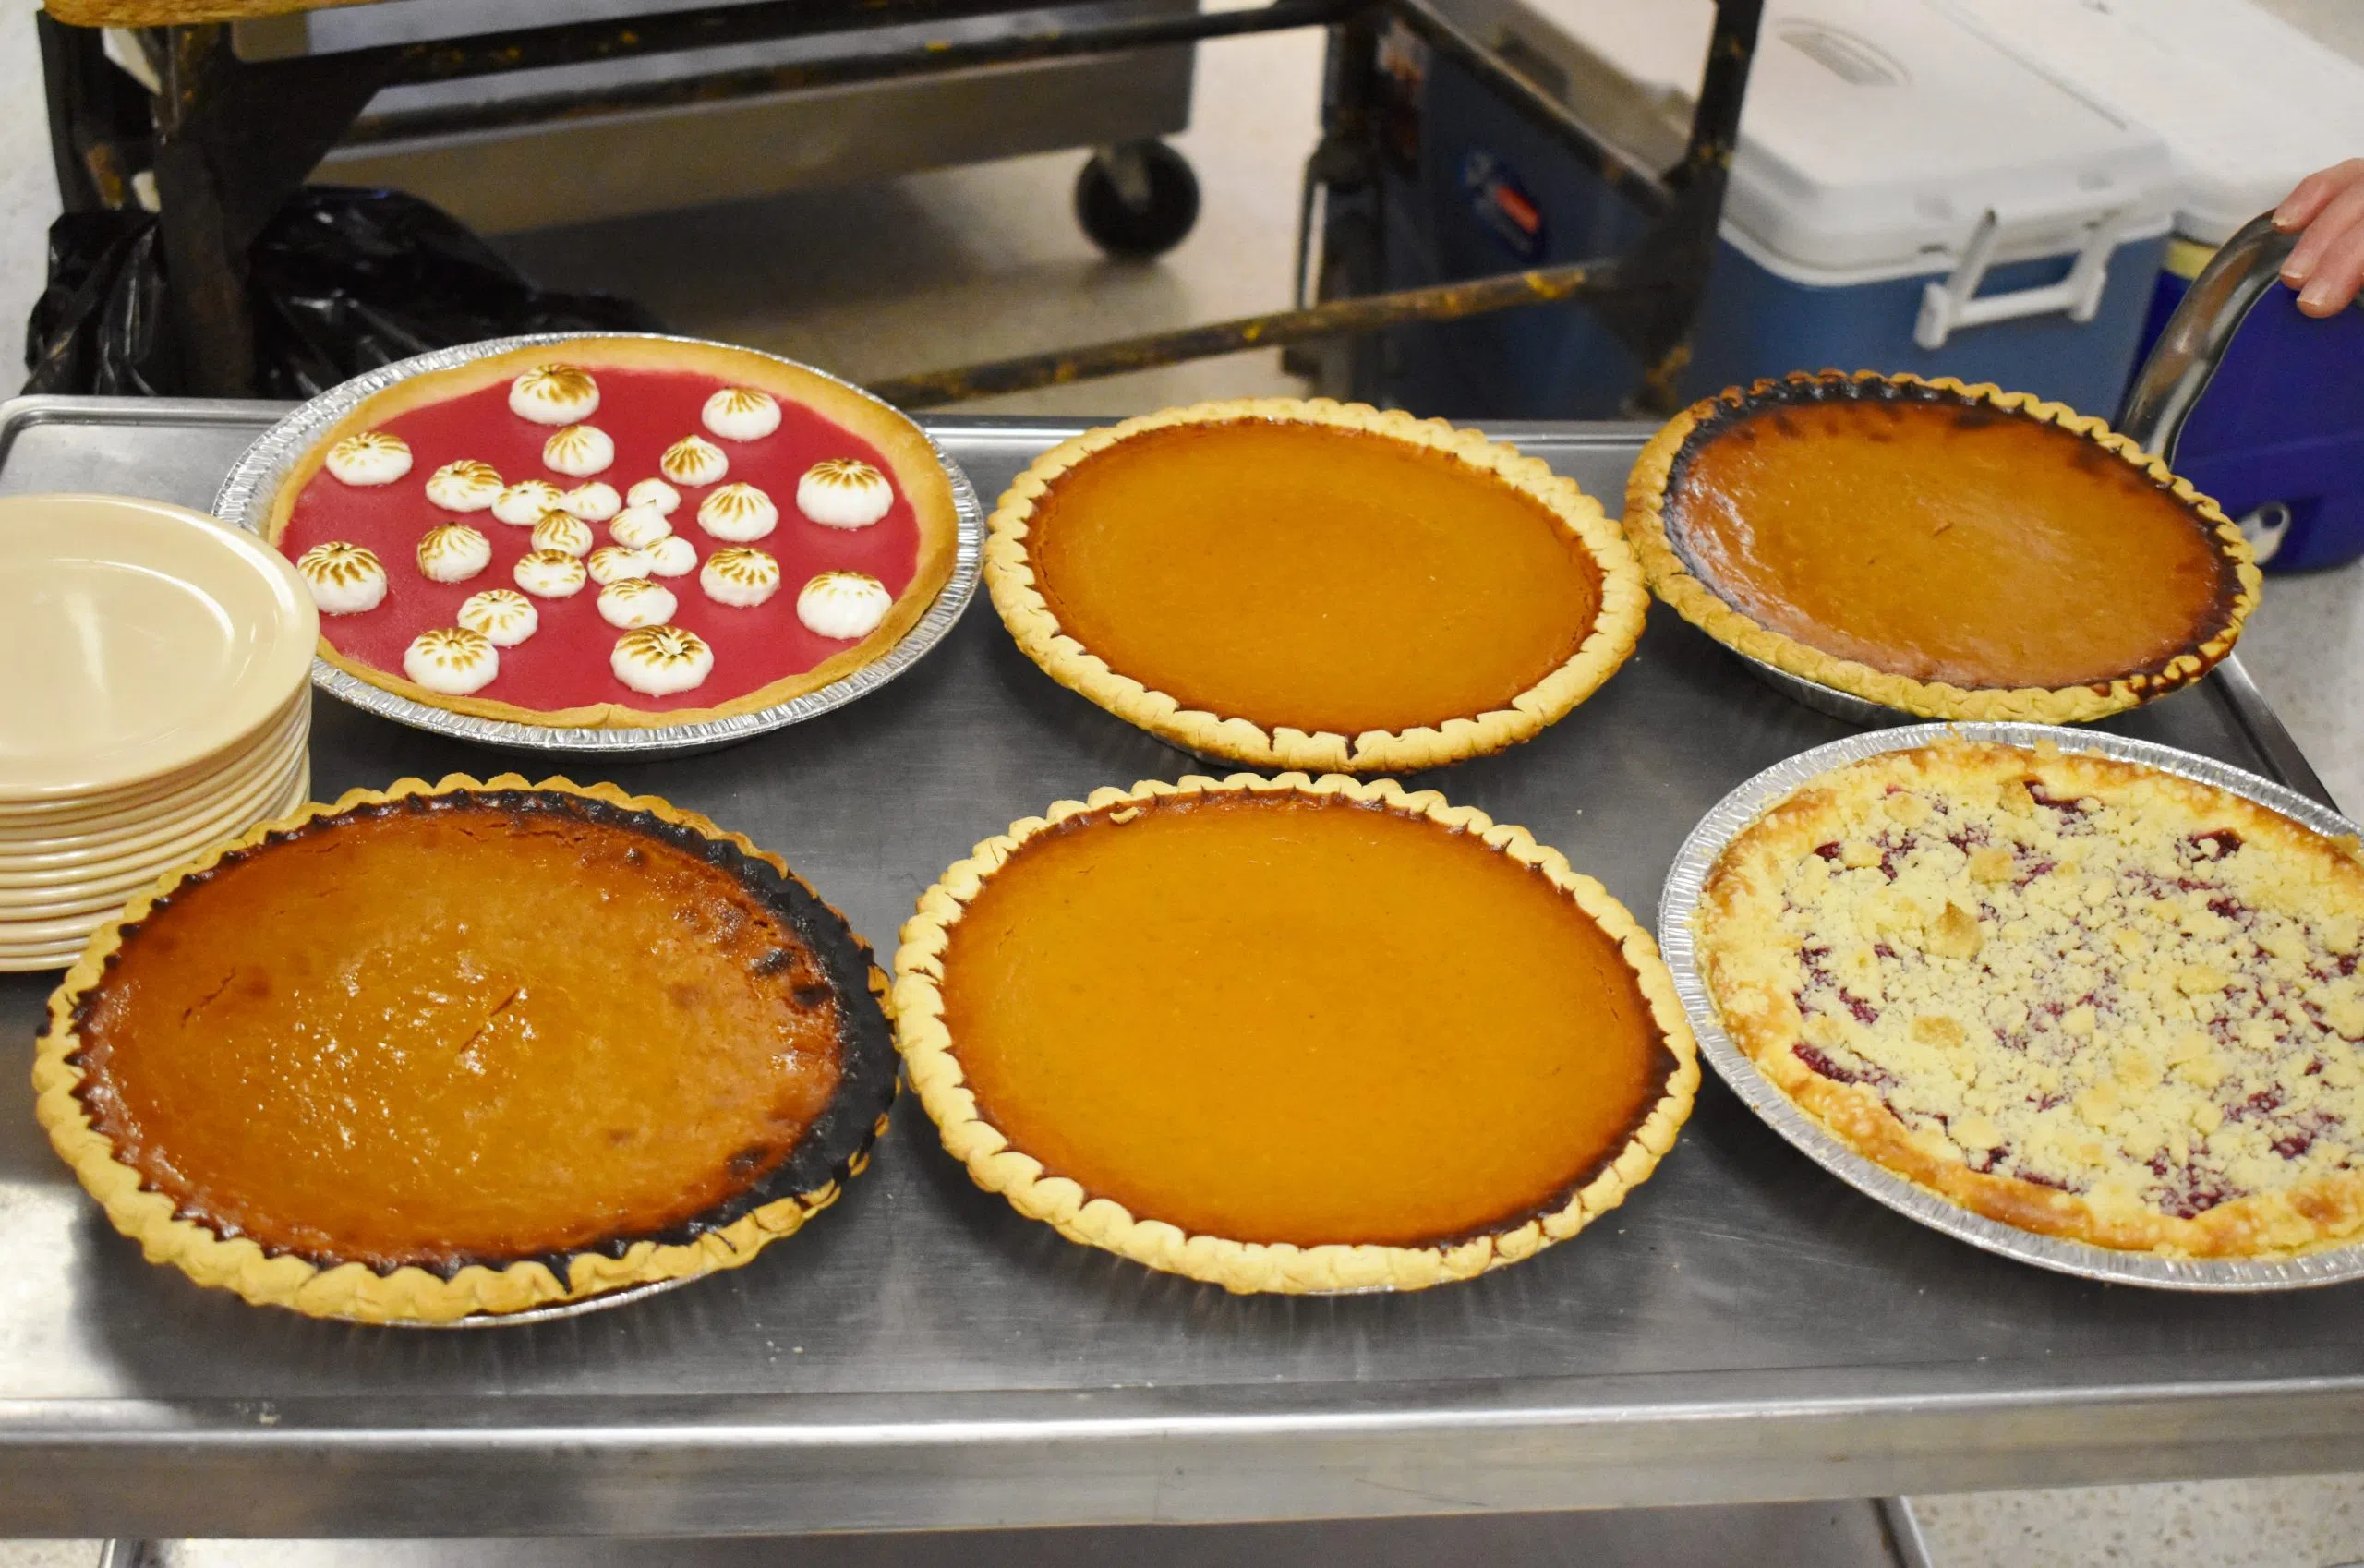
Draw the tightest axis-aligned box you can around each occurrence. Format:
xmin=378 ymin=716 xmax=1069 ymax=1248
xmin=1735 ymin=651 xmax=1918 ymax=727
xmin=386 ymin=1274 xmax=694 ymax=1330
xmin=1657 ymin=719 xmax=2364 ymax=1292
xmin=211 ymin=332 xmax=984 ymax=758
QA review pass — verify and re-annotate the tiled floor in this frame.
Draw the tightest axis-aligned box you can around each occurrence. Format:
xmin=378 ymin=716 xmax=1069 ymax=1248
xmin=6 ymin=2 xmax=2364 ymax=1565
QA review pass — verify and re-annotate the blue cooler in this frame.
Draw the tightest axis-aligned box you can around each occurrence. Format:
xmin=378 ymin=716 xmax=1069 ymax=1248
xmin=1943 ymin=0 xmax=2364 ymax=573
xmin=1377 ymin=0 xmax=2174 ymax=420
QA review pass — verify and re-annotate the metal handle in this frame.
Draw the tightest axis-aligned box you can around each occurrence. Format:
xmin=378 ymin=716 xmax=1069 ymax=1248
xmin=1913 ymin=206 xmax=2128 ymax=351
xmin=2114 ymin=210 xmax=2296 ymax=459
xmin=2108 ymin=211 xmax=2343 ymax=814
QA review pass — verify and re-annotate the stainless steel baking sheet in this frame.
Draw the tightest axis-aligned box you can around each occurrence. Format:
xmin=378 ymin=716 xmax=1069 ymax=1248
xmin=1657 ymin=720 xmax=2364 ymax=1292
xmin=6 ymin=400 xmax=2364 ymax=1538
xmin=209 ymin=333 xmax=984 ymax=758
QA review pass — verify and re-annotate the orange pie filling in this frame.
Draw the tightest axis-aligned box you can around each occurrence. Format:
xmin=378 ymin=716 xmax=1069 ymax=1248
xmin=1024 ymin=419 xmax=1606 ymax=737
xmin=936 ymin=790 xmax=1674 ymax=1248
xmin=68 ymin=797 xmax=857 ymax=1271
xmin=1665 ymin=392 xmax=2240 ymax=691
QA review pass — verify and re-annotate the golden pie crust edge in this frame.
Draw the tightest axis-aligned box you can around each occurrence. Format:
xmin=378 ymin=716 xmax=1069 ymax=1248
xmin=983 ymin=397 xmax=1648 ymax=772
xmin=262 ymin=335 xmax=964 ymax=729
xmin=890 ymin=770 xmax=1701 ymax=1293
xmin=1623 ymin=370 xmax=2262 ymax=723
xmin=30 ymin=773 xmax=894 ymax=1324
xmin=1697 ymin=740 xmax=2364 ymax=1259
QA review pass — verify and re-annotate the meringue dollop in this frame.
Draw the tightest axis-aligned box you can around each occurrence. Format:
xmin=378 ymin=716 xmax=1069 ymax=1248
xmin=425 ymin=459 xmax=503 ymax=512
xmin=612 ymin=625 xmax=714 ymax=696
xmin=510 ymin=365 xmax=599 ymax=426
xmin=696 ymin=482 xmax=778 ymax=542
xmin=561 ymin=480 xmax=621 ymax=521
xmin=326 ymin=430 xmax=414 ymax=487
xmin=587 ymin=544 xmax=652 ymax=585
xmin=796 ymin=458 xmax=894 ymax=528
xmin=416 ymin=522 xmax=493 ymax=584
xmin=700 ymin=546 xmax=780 ymax=608
xmin=625 ymin=477 xmax=681 ymax=515
xmin=610 ymin=503 xmax=674 ymax=549
xmin=513 ymin=549 xmax=588 ymax=598
xmin=796 ymin=570 xmax=893 ymax=640
xmin=404 ymin=627 xmax=499 ymax=694
xmin=598 ymin=577 xmax=680 ymax=629
xmin=702 ymin=386 xmax=782 ymax=442
xmin=529 ymin=510 xmax=596 ymax=558
xmin=543 ymin=424 xmax=615 ymax=477
xmin=660 ymin=434 xmax=729 ymax=488
xmin=296 ymin=541 xmax=388 ymax=615
xmin=644 ymin=534 xmax=699 ymax=577
xmin=457 ymin=587 xmax=539 ymax=646
xmin=492 ymin=479 xmax=566 ymax=526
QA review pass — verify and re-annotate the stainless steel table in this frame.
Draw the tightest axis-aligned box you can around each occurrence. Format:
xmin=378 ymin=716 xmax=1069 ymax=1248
xmin=1 ymin=397 xmax=2358 ymax=1540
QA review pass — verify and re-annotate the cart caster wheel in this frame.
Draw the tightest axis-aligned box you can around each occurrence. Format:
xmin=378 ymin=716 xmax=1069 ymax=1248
xmin=1076 ymin=140 xmax=1200 ymax=259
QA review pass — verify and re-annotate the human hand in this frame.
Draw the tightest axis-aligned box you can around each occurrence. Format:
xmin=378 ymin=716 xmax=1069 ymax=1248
xmin=2274 ymin=158 xmax=2364 ymax=317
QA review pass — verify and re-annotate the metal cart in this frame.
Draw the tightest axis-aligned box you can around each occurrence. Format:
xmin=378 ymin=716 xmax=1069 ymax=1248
xmin=36 ymin=0 xmax=1768 ymax=411
xmin=0 ymin=220 xmax=2357 ymax=1563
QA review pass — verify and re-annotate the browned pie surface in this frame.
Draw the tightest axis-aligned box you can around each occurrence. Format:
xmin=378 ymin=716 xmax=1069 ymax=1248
xmin=71 ymin=803 xmax=844 ymax=1269
xmin=1669 ymin=399 xmax=2237 ymax=690
xmin=1026 ymin=419 xmax=1604 ymax=736
xmin=937 ymin=790 xmax=1670 ymax=1248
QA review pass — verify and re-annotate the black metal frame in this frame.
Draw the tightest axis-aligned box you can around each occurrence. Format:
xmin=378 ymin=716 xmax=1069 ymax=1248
xmin=36 ymin=0 xmax=1763 ymax=407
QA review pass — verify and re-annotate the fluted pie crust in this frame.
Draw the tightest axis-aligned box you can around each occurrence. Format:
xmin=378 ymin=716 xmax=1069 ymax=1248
xmin=31 ymin=775 xmax=896 ymax=1323
xmin=266 ymin=336 xmax=961 ymax=728
xmin=892 ymin=772 xmax=1700 ymax=1293
xmin=1697 ymin=740 xmax=2364 ymax=1259
xmin=985 ymin=398 xmax=1647 ymax=772
xmin=1624 ymin=371 xmax=2261 ymax=723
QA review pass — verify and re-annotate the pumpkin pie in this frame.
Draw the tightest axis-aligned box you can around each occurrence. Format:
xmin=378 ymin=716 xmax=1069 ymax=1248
xmin=1695 ymin=738 xmax=2364 ymax=1259
xmin=31 ymin=775 xmax=898 ymax=1322
xmin=985 ymin=399 xmax=1647 ymax=772
xmin=266 ymin=337 xmax=962 ymax=727
xmin=892 ymin=773 xmax=1698 ymax=1292
xmin=1625 ymin=372 xmax=2261 ymax=722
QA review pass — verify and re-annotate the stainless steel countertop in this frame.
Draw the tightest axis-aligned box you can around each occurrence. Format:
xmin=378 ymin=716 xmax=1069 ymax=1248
xmin=3 ymin=398 xmax=2361 ymax=1539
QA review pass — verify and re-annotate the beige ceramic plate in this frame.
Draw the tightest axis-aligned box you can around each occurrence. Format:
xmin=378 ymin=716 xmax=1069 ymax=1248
xmin=0 ymin=690 xmax=308 ymax=831
xmin=0 ymin=495 xmax=316 ymax=802
xmin=0 ymin=713 xmax=309 ymax=876
xmin=0 ymin=749 xmax=308 ymax=899
xmin=0 ymin=766 xmax=309 ymax=951
xmin=0 ymin=937 xmax=88 ymax=970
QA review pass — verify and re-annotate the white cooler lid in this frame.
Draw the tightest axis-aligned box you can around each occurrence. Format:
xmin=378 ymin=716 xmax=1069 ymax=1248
xmin=1467 ymin=0 xmax=2173 ymax=282
xmin=1935 ymin=0 xmax=2364 ymax=246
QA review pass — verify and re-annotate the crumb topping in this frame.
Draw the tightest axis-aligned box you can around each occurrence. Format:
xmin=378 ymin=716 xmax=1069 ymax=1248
xmin=1702 ymin=742 xmax=2364 ymax=1238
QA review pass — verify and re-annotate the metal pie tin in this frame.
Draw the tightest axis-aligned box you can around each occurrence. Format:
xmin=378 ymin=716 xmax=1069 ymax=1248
xmin=212 ymin=332 xmax=983 ymax=758
xmin=1735 ymin=652 xmax=1916 ymax=726
xmin=1658 ymin=720 xmax=2364 ymax=1291
xmin=404 ymin=1275 xmax=694 ymax=1329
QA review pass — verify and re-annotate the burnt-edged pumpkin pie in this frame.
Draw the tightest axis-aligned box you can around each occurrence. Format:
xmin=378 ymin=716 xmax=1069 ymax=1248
xmin=892 ymin=773 xmax=1698 ymax=1292
xmin=267 ymin=336 xmax=963 ymax=728
xmin=1696 ymin=738 xmax=2364 ymax=1259
xmin=1625 ymin=372 xmax=2260 ymax=722
xmin=31 ymin=776 xmax=897 ymax=1322
xmin=985 ymin=398 xmax=1647 ymax=772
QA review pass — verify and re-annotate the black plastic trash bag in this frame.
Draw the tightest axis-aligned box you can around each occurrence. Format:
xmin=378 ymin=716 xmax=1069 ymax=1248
xmin=25 ymin=186 xmax=664 ymax=398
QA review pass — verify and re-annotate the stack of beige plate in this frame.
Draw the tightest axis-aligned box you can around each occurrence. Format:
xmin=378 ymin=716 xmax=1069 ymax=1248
xmin=1 ymin=494 xmax=317 ymax=971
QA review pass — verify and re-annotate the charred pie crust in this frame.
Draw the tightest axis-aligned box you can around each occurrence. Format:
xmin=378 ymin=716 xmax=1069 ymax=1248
xmin=264 ymin=336 xmax=962 ymax=728
xmin=1624 ymin=371 xmax=2261 ymax=723
xmin=984 ymin=398 xmax=1647 ymax=773
xmin=892 ymin=771 xmax=1699 ymax=1293
xmin=31 ymin=775 xmax=898 ymax=1323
